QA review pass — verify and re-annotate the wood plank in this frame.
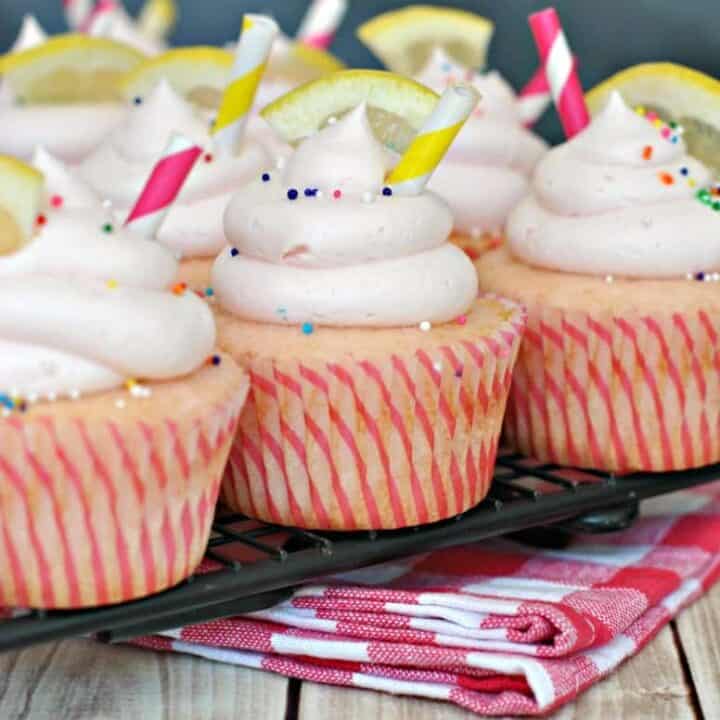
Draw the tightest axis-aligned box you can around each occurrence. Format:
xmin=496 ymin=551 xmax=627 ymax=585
xmin=297 ymin=626 xmax=695 ymax=720
xmin=675 ymin=582 xmax=720 ymax=718
xmin=0 ymin=639 xmax=289 ymax=720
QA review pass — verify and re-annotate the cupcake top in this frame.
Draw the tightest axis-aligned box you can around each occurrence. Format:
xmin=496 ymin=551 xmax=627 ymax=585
xmin=213 ymin=104 xmax=478 ymax=327
xmin=9 ymin=15 xmax=47 ymax=53
xmin=416 ymin=49 xmax=547 ymax=235
xmin=508 ymin=92 xmax=720 ymax=278
xmin=77 ymin=80 xmax=272 ymax=258
xmin=0 ymin=164 xmax=215 ymax=399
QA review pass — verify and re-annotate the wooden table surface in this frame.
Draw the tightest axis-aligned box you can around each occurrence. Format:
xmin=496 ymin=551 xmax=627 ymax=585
xmin=0 ymin=580 xmax=717 ymax=720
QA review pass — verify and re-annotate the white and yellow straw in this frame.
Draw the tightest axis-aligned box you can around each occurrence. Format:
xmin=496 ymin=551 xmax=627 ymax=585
xmin=386 ymin=84 xmax=480 ymax=196
xmin=138 ymin=0 xmax=177 ymax=41
xmin=212 ymin=14 xmax=278 ymax=154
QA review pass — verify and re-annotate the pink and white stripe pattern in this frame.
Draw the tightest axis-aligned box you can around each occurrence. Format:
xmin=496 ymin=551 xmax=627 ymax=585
xmin=81 ymin=0 xmax=118 ymax=33
xmin=296 ymin=0 xmax=348 ymax=49
xmin=528 ymin=7 xmax=589 ymax=138
xmin=517 ymin=64 xmax=551 ymax=127
xmin=134 ymin=482 xmax=720 ymax=715
xmin=125 ymin=134 xmax=202 ymax=238
xmin=63 ymin=0 xmax=93 ymax=31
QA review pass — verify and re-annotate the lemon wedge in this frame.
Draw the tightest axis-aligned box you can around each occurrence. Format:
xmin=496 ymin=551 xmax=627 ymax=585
xmin=122 ymin=46 xmax=233 ymax=108
xmin=269 ymin=42 xmax=345 ymax=85
xmin=0 ymin=34 xmax=145 ymax=104
xmin=261 ymin=69 xmax=439 ymax=151
xmin=357 ymin=5 xmax=494 ymax=76
xmin=0 ymin=155 xmax=43 ymax=254
xmin=587 ymin=63 xmax=720 ymax=174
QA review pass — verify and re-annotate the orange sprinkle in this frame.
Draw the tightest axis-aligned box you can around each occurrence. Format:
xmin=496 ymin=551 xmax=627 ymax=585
xmin=172 ymin=282 xmax=188 ymax=295
xmin=659 ymin=171 xmax=674 ymax=185
xmin=642 ymin=145 xmax=653 ymax=160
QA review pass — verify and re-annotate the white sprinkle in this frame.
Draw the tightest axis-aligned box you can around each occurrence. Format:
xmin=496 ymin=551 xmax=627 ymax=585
xmin=686 ymin=272 xmax=695 ymax=280
xmin=275 ymin=156 xmax=286 ymax=170
xmin=115 ymin=399 xmax=126 ymax=409
xmin=315 ymin=190 xmax=324 ymax=199
xmin=327 ymin=116 xmax=338 ymax=125
xmin=704 ymin=273 xmax=714 ymax=282
xmin=47 ymin=391 xmax=57 ymax=402
xmin=604 ymin=275 xmax=614 ymax=284
xmin=27 ymin=393 xmax=39 ymax=404
xmin=361 ymin=191 xmax=375 ymax=204
xmin=69 ymin=389 xmax=81 ymax=400
xmin=712 ymin=272 xmax=720 ymax=281
xmin=433 ymin=361 xmax=443 ymax=373
xmin=419 ymin=320 xmax=432 ymax=332
xmin=102 ymin=199 xmax=113 ymax=209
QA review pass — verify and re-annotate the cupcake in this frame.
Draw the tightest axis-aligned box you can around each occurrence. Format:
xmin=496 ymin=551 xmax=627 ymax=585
xmin=0 ymin=34 xmax=142 ymax=163
xmin=86 ymin=0 xmax=168 ymax=56
xmin=77 ymin=80 xmax=272 ymax=289
xmin=417 ymin=49 xmax=547 ymax=259
xmin=476 ymin=91 xmax=720 ymax=473
xmin=212 ymin=102 xmax=525 ymax=531
xmin=0 ymin=155 xmax=248 ymax=608
xmin=357 ymin=7 xmax=547 ymax=260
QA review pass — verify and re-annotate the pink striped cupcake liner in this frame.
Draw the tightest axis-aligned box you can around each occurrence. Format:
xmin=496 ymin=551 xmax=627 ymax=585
xmin=505 ymin=305 xmax=720 ymax=473
xmin=222 ymin=299 xmax=526 ymax=530
xmin=0 ymin=374 xmax=247 ymax=609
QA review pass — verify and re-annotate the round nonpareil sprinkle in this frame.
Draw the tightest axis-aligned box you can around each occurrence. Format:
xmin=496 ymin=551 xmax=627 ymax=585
xmin=261 ymin=172 xmax=271 ymax=182
xmin=203 ymin=153 xmax=214 ymax=164
xmin=642 ymin=145 xmax=653 ymax=160
xmin=419 ymin=320 xmax=432 ymax=332
xmin=172 ymin=282 xmax=187 ymax=295
xmin=333 ymin=189 xmax=342 ymax=199
xmin=102 ymin=222 xmax=114 ymax=233
xmin=230 ymin=247 xmax=239 ymax=257
xmin=133 ymin=96 xmax=143 ymax=105
xmin=287 ymin=188 xmax=299 ymax=200
xmin=36 ymin=214 xmax=47 ymax=226
xmin=301 ymin=322 xmax=314 ymax=335
xmin=382 ymin=187 xmax=393 ymax=197
xmin=658 ymin=172 xmax=674 ymax=185
xmin=106 ymin=279 xmax=118 ymax=289
xmin=204 ymin=287 xmax=215 ymax=297
xmin=456 ymin=315 xmax=467 ymax=325
xmin=50 ymin=194 xmax=63 ymax=208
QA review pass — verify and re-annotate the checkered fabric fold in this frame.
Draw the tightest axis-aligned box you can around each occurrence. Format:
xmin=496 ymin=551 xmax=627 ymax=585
xmin=135 ymin=483 xmax=720 ymax=716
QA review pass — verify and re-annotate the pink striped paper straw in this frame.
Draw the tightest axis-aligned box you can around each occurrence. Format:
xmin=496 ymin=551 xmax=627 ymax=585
xmin=81 ymin=0 xmax=118 ymax=33
xmin=63 ymin=0 xmax=93 ymax=31
xmin=125 ymin=134 xmax=202 ymax=238
xmin=528 ymin=7 xmax=589 ymax=138
xmin=518 ymin=64 xmax=551 ymax=127
xmin=296 ymin=0 xmax=348 ymax=49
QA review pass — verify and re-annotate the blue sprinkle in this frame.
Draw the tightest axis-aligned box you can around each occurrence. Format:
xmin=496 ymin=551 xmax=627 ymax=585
xmin=211 ymin=355 xmax=221 ymax=366
xmin=133 ymin=96 xmax=143 ymax=105
xmin=301 ymin=322 xmax=314 ymax=335
xmin=230 ymin=248 xmax=239 ymax=257
xmin=695 ymin=272 xmax=705 ymax=281
xmin=261 ymin=173 xmax=271 ymax=182
xmin=304 ymin=188 xmax=318 ymax=197
xmin=671 ymin=136 xmax=679 ymax=143
xmin=287 ymin=188 xmax=299 ymax=200
xmin=680 ymin=167 xmax=689 ymax=176
xmin=0 ymin=394 xmax=14 ymax=409
xmin=204 ymin=287 xmax=215 ymax=297
xmin=382 ymin=186 xmax=393 ymax=197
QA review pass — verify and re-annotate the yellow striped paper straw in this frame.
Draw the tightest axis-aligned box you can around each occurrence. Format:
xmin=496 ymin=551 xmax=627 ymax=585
xmin=212 ymin=14 xmax=278 ymax=154
xmin=386 ymin=84 xmax=480 ymax=196
xmin=138 ymin=0 xmax=177 ymax=41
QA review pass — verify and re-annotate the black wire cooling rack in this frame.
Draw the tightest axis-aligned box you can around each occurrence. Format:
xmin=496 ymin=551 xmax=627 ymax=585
xmin=1 ymin=453 xmax=718 ymax=652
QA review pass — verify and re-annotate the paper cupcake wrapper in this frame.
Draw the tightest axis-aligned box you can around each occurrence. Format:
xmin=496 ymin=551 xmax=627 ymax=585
xmin=0 ymin=390 xmax=245 ymax=609
xmin=505 ymin=305 xmax=720 ymax=473
xmin=222 ymin=300 xmax=525 ymax=530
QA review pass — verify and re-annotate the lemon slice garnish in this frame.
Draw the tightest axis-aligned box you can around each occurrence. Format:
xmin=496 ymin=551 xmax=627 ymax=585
xmin=261 ymin=69 xmax=439 ymax=151
xmin=587 ymin=63 xmax=720 ymax=174
xmin=0 ymin=34 xmax=145 ymax=104
xmin=357 ymin=5 xmax=494 ymax=76
xmin=0 ymin=155 xmax=43 ymax=255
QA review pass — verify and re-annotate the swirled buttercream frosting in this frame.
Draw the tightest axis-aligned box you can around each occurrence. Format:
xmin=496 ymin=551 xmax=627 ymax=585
xmin=77 ymin=80 xmax=272 ymax=258
xmin=212 ymin=103 xmax=478 ymax=327
xmin=417 ymin=49 xmax=547 ymax=235
xmin=507 ymin=92 xmax=720 ymax=278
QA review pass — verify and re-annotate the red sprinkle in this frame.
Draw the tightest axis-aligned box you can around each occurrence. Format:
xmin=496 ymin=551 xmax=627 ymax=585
xmin=36 ymin=214 xmax=47 ymax=226
xmin=203 ymin=153 xmax=214 ymax=163
xmin=333 ymin=189 xmax=342 ymax=199
xmin=659 ymin=171 xmax=674 ymax=185
xmin=172 ymin=282 xmax=188 ymax=295
xmin=642 ymin=145 xmax=653 ymax=160
xmin=456 ymin=315 xmax=468 ymax=326
xmin=50 ymin=194 xmax=64 ymax=208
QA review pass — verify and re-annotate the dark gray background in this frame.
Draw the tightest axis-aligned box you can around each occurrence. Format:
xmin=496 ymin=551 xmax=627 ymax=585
xmin=2 ymin=0 xmax=717 ymax=142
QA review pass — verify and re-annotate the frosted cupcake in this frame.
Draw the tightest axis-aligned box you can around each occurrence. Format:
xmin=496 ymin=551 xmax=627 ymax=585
xmin=0 ymin=155 xmax=248 ymax=608
xmin=212 ymin=105 xmax=525 ymax=531
xmin=417 ymin=49 xmax=547 ymax=259
xmin=77 ymin=80 xmax=272 ymax=288
xmin=477 ymin=92 xmax=720 ymax=472
xmin=0 ymin=33 xmax=142 ymax=163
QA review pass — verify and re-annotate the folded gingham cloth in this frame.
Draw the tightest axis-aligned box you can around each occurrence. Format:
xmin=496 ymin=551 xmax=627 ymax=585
xmin=134 ymin=483 xmax=720 ymax=716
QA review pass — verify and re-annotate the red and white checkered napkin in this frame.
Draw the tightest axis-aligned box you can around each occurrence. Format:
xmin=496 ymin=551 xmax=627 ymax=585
xmin=135 ymin=483 xmax=720 ymax=716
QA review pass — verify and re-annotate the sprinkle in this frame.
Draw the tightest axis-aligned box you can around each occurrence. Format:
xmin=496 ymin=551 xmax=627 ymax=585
xmin=207 ymin=354 xmax=222 ymax=366
xmin=660 ymin=126 xmax=671 ymax=139
xmin=642 ymin=145 xmax=653 ymax=160
xmin=261 ymin=172 xmax=271 ymax=182
xmin=669 ymin=121 xmax=678 ymax=129
xmin=275 ymin=157 xmax=286 ymax=170
xmin=301 ymin=322 xmax=314 ymax=335
xmin=125 ymin=378 xmax=137 ymax=390
xmin=432 ymin=361 xmax=443 ymax=373
xmin=327 ymin=116 xmax=338 ymax=125
xmin=361 ymin=191 xmax=375 ymax=204
xmin=605 ymin=275 xmax=614 ymax=284
xmin=316 ymin=190 xmax=324 ymax=199
xmin=304 ymin=188 xmax=317 ymax=197
xmin=230 ymin=247 xmax=239 ymax=257
xmin=680 ymin=167 xmax=689 ymax=176
xmin=646 ymin=111 xmax=658 ymax=122
xmin=688 ymin=179 xmax=696 ymax=188
xmin=102 ymin=222 xmax=114 ymax=233
xmin=455 ymin=367 xmax=464 ymax=379
xmin=50 ymin=194 xmax=63 ymax=209
xmin=712 ymin=201 xmax=720 ymax=211
xmin=106 ymin=279 xmax=118 ymax=289
xmin=695 ymin=272 xmax=705 ymax=281
xmin=456 ymin=315 xmax=467 ymax=325
xmin=69 ymin=389 xmax=81 ymax=400
xmin=172 ymin=282 xmax=187 ymax=295
xmin=635 ymin=105 xmax=646 ymax=116
xmin=204 ymin=287 xmax=215 ymax=297
xmin=203 ymin=153 xmax=214 ymax=164
xmin=671 ymin=136 xmax=679 ymax=144
xmin=686 ymin=272 xmax=694 ymax=280
xmin=115 ymin=399 xmax=126 ymax=409
xmin=102 ymin=199 xmax=113 ymax=210
xmin=287 ymin=188 xmax=299 ymax=200
xmin=36 ymin=214 xmax=47 ymax=226
xmin=419 ymin=320 xmax=432 ymax=332
xmin=133 ymin=96 xmax=143 ymax=105
xmin=658 ymin=171 xmax=674 ymax=185
xmin=652 ymin=118 xmax=663 ymax=128
xmin=333 ymin=189 xmax=342 ymax=199
xmin=382 ymin=187 xmax=393 ymax=197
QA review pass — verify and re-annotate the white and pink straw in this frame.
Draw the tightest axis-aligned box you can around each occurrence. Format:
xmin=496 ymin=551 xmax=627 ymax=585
xmin=528 ymin=7 xmax=589 ymax=138
xmin=80 ymin=0 xmax=119 ymax=34
xmin=518 ymin=64 xmax=551 ymax=127
xmin=63 ymin=0 xmax=93 ymax=31
xmin=125 ymin=134 xmax=202 ymax=238
xmin=296 ymin=0 xmax=348 ymax=50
